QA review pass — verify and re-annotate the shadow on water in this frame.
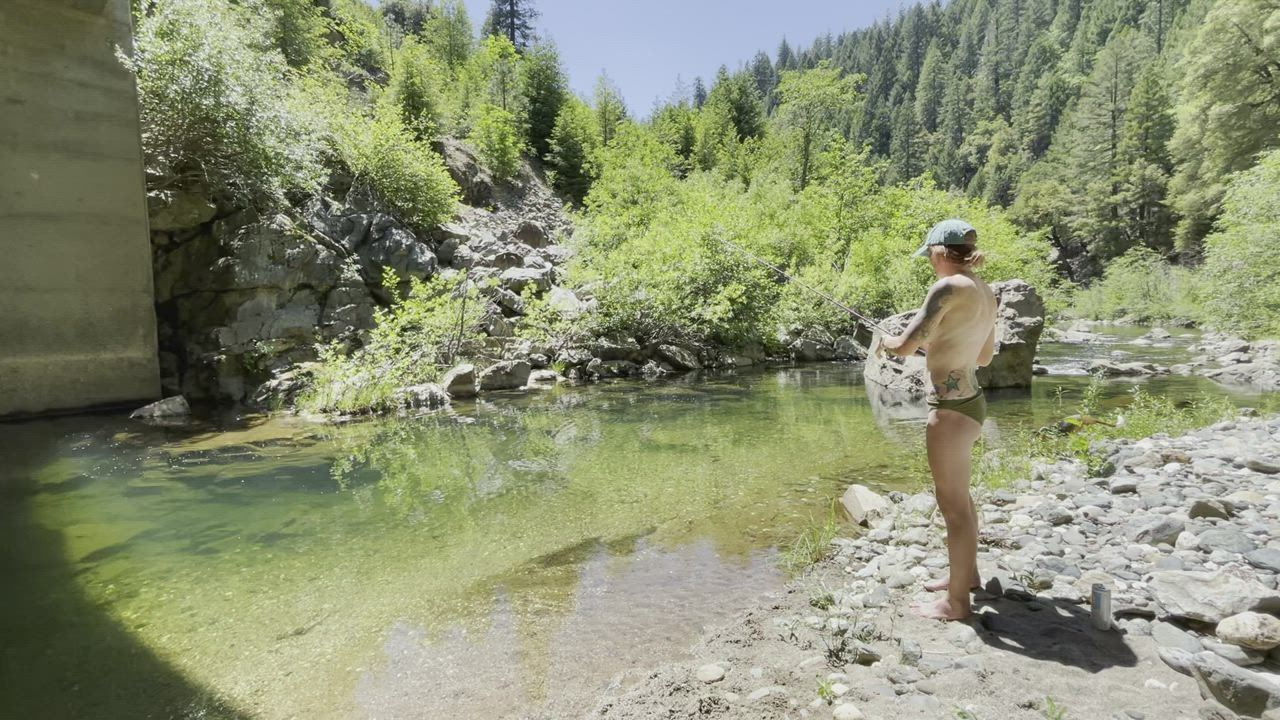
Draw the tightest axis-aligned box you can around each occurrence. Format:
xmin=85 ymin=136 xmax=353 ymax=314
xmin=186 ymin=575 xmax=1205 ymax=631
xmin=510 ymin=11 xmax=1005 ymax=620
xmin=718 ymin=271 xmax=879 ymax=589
xmin=0 ymin=418 xmax=252 ymax=720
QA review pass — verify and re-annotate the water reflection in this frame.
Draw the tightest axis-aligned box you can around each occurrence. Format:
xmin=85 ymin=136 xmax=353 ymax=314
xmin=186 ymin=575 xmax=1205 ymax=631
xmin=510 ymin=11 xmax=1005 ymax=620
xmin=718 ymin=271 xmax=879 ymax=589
xmin=1 ymin=339 xmax=1265 ymax=719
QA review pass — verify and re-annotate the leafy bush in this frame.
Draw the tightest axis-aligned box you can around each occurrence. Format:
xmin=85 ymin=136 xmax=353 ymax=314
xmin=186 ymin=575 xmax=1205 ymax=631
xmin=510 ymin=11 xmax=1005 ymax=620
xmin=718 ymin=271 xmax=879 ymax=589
xmin=124 ymin=0 xmax=327 ymax=203
xmin=300 ymin=274 xmax=487 ymax=414
xmin=329 ymin=0 xmax=389 ymax=75
xmin=1072 ymin=247 xmax=1202 ymax=323
xmin=1199 ymin=148 xmax=1280 ymax=339
xmin=332 ymin=108 xmax=458 ymax=230
xmin=470 ymin=103 xmax=525 ymax=181
xmin=575 ymin=127 xmax=1060 ymax=349
xmin=545 ymin=98 xmax=601 ymax=203
xmin=386 ymin=38 xmax=446 ymax=140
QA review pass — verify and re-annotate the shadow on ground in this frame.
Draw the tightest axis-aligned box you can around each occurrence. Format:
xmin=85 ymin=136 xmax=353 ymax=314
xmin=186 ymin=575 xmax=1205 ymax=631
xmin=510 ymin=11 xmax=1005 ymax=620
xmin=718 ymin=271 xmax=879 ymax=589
xmin=0 ymin=417 xmax=252 ymax=720
xmin=973 ymin=594 xmax=1139 ymax=672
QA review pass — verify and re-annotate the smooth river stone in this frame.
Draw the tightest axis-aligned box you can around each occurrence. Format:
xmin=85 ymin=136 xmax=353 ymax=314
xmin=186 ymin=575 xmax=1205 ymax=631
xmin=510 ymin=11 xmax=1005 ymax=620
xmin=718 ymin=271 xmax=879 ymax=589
xmin=696 ymin=664 xmax=726 ymax=684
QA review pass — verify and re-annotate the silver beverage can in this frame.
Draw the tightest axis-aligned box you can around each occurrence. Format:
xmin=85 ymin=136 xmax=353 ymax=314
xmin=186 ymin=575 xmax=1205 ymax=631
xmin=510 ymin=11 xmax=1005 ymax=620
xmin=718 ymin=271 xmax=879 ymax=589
xmin=1091 ymin=583 xmax=1112 ymax=631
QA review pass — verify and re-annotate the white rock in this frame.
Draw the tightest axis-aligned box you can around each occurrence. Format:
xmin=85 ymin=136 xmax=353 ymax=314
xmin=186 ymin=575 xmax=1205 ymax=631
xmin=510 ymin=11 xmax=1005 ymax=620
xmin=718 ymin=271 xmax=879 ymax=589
xmin=696 ymin=664 xmax=726 ymax=683
xmin=1217 ymin=612 xmax=1280 ymax=651
xmin=842 ymin=485 xmax=890 ymax=526
xmin=833 ymin=704 xmax=866 ymax=720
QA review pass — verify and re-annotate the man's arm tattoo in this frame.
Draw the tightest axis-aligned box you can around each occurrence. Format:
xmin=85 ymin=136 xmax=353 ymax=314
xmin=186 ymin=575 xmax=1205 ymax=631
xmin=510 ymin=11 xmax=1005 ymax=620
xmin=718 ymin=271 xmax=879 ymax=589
xmin=905 ymin=284 xmax=954 ymax=343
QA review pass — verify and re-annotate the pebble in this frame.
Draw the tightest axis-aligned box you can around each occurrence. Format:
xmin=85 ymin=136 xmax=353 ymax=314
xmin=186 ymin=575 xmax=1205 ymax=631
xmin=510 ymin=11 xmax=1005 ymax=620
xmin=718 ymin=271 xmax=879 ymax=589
xmin=696 ymin=664 xmax=726 ymax=684
xmin=747 ymin=686 xmax=786 ymax=702
xmin=832 ymin=704 xmax=865 ymax=720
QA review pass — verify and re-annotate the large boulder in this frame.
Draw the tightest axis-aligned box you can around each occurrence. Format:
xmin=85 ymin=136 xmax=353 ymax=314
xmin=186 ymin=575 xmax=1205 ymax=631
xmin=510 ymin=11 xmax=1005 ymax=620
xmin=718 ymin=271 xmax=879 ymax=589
xmin=1191 ymin=651 xmax=1280 ymax=717
xmin=978 ymin=279 xmax=1045 ymax=389
xmin=790 ymin=338 xmax=836 ymax=362
xmin=863 ymin=279 xmax=1045 ymax=396
xmin=478 ymin=360 xmax=531 ymax=392
xmin=153 ymin=212 xmax=377 ymax=402
xmin=656 ymin=344 xmax=702 ymax=371
xmin=1151 ymin=568 xmax=1280 ymax=624
xmin=442 ymin=364 xmax=477 ymax=399
xmin=435 ymin=137 xmax=493 ymax=206
xmin=130 ymin=395 xmax=191 ymax=419
xmin=513 ymin=220 xmax=550 ymax=248
xmin=1217 ymin=613 xmax=1280 ymax=652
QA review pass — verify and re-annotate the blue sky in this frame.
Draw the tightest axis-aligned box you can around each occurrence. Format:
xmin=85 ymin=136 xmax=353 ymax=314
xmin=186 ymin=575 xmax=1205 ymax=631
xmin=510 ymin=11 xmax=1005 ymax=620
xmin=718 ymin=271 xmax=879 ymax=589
xmin=458 ymin=0 xmax=911 ymax=114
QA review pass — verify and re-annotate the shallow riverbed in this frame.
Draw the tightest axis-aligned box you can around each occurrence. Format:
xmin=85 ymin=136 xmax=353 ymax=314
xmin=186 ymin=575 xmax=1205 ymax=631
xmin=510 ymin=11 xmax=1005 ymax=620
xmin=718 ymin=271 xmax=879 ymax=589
xmin=0 ymin=330 xmax=1262 ymax=719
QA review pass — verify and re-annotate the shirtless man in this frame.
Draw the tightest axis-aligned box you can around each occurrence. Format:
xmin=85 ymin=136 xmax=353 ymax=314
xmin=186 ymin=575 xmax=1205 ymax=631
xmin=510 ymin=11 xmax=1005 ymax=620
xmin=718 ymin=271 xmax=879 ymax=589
xmin=879 ymin=219 xmax=997 ymax=621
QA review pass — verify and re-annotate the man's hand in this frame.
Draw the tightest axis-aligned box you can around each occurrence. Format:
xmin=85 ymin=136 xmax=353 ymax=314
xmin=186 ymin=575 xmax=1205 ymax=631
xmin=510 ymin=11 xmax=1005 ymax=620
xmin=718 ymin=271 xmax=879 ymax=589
xmin=880 ymin=334 xmax=907 ymax=357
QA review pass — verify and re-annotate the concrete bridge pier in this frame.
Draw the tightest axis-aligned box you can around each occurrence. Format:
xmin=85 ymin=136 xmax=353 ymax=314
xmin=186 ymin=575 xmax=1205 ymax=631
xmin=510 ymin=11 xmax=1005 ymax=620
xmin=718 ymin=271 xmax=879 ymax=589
xmin=1 ymin=0 xmax=160 ymax=417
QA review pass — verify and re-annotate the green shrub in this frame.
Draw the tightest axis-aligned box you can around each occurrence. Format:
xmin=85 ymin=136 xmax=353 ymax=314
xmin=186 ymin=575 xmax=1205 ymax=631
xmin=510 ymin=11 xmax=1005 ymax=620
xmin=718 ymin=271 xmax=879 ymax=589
xmin=470 ymin=103 xmax=525 ymax=181
xmin=545 ymin=98 xmax=601 ymax=203
xmin=329 ymin=0 xmax=389 ymax=75
xmin=333 ymin=108 xmax=459 ymax=230
xmin=1200 ymin=148 xmax=1280 ymax=339
xmin=124 ymin=0 xmax=327 ymax=203
xmin=300 ymin=274 xmax=487 ymax=414
xmin=386 ymin=38 xmax=446 ymax=140
xmin=574 ymin=127 xmax=1060 ymax=348
xmin=1072 ymin=247 xmax=1202 ymax=323
xmin=260 ymin=0 xmax=335 ymax=69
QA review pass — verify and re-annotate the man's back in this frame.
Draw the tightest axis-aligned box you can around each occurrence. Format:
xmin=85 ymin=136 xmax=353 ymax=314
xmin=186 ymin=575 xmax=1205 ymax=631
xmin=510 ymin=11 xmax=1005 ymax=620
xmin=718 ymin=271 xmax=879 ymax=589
xmin=924 ymin=274 xmax=996 ymax=400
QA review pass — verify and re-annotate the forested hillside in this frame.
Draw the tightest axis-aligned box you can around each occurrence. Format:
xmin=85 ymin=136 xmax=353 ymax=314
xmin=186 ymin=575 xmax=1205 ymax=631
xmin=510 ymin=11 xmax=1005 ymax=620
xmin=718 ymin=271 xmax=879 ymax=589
xmin=124 ymin=0 xmax=1280 ymax=410
xmin=667 ymin=0 xmax=1278 ymax=280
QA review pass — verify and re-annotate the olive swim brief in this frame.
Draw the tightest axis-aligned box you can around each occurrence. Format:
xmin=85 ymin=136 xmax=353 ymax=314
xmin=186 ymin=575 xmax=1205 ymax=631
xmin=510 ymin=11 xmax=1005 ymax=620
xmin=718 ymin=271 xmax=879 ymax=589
xmin=928 ymin=391 xmax=987 ymax=426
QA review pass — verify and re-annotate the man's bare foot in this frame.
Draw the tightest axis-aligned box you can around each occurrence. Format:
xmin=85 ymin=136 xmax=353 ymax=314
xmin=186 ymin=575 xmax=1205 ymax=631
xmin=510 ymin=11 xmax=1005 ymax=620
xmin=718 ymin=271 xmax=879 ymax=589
xmin=923 ymin=574 xmax=981 ymax=592
xmin=911 ymin=595 xmax=971 ymax=621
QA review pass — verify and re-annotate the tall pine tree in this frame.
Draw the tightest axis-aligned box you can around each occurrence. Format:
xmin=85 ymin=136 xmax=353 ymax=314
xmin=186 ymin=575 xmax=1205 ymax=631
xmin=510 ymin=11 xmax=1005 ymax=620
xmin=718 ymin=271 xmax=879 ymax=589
xmin=482 ymin=0 xmax=539 ymax=50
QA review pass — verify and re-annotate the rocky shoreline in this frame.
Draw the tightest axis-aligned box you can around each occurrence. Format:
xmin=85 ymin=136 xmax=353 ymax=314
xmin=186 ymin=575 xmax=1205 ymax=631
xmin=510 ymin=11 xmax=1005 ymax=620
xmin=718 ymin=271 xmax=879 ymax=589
xmin=582 ymin=415 xmax=1280 ymax=720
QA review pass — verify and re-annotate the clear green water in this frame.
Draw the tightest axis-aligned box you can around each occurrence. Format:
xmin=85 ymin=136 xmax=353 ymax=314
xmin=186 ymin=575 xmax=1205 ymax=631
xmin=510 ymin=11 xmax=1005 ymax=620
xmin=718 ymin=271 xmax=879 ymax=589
xmin=0 ymin=333 xmax=1261 ymax=719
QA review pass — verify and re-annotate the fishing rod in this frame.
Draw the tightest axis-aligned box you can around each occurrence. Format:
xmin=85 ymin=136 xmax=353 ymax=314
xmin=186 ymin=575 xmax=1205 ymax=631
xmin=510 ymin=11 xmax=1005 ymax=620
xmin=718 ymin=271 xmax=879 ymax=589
xmin=714 ymin=234 xmax=927 ymax=357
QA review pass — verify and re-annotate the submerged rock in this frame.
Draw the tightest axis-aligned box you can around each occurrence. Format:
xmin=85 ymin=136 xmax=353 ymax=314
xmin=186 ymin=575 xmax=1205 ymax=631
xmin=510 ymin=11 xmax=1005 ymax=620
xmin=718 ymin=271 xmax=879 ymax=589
xmin=130 ymin=395 xmax=191 ymax=419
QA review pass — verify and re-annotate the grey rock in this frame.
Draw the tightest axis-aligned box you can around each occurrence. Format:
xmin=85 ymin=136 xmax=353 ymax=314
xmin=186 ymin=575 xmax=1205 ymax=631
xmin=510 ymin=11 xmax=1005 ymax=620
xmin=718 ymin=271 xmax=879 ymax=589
xmin=1217 ymin=612 xmax=1280 ymax=652
xmin=1152 ymin=620 xmax=1204 ymax=654
xmin=834 ymin=336 xmax=867 ymax=361
xmin=1159 ymin=646 xmax=1197 ymax=676
xmin=1246 ymin=548 xmax=1280 ymax=574
xmin=1088 ymin=360 xmax=1168 ymax=377
xmin=656 ymin=344 xmax=701 ymax=371
xmin=842 ymin=485 xmax=891 ymax=527
xmin=130 ymin=395 xmax=190 ymax=419
xmin=148 ymin=189 xmax=216 ymax=231
xmin=1191 ymin=651 xmax=1280 ymax=717
xmin=513 ymin=220 xmax=550 ymax=248
xmin=477 ymin=360 xmax=532 ymax=392
xmin=789 ymin=338 xmax=835 ymax=362
xmin=1204 ymin=640 xmax=1267 ymax=667
xmin=1151 ymin=568 xmax=1280 ymax=623
xmin=1191 ymin=500 xmax=1236 ymax=521
xmin=1110 ymin=477 xmax=1140 ymax=495
xmin=1247 ymin=458 xmax=1280 ymax=475
xmin=1199 ymin=530 xmax=1257 ymax=555
xmin=1127 ymin=515 xmax=1186 ymax=546
xmin=394 ymin=383 xmax=449 ymax=410
xmin=499 ymin=267 xmax=552 ymax=294
xmin=442 ymin=364 xmax=477 ymax=398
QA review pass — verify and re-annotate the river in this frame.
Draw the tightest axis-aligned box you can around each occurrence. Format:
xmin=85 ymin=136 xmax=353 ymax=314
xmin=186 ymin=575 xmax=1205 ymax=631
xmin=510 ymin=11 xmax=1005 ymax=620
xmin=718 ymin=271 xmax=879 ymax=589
xmin=0 ymin=327 xmax=1262 ymax=719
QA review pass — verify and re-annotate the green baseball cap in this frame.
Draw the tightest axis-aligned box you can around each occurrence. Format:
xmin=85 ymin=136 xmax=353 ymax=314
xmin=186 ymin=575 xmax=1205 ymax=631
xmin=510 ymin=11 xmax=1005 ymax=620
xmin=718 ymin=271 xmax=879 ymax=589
xmin=913 ymin=219 xmax=977 ymax=257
